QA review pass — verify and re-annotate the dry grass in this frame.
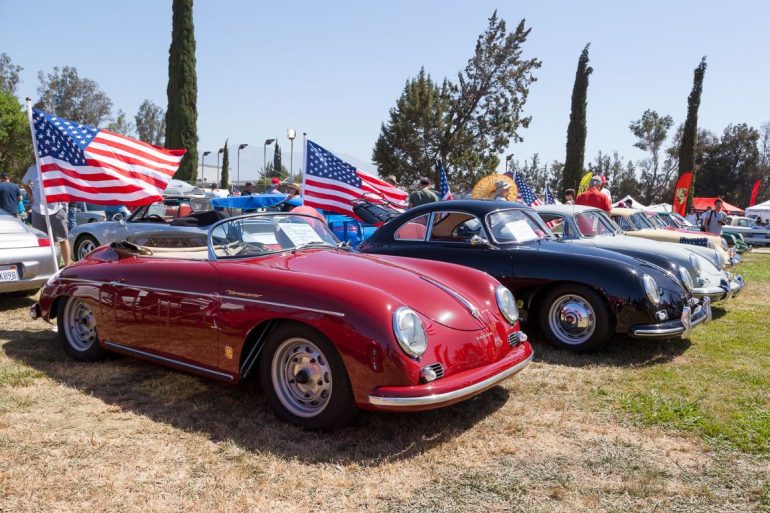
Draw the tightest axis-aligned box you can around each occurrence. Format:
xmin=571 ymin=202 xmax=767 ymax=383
xmin=1 ymin=256 xmax=769 ymax=512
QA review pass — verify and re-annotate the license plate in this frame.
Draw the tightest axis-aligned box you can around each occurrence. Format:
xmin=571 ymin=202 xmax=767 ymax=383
xmin=0 ymin=266 xmax=19 ymax=282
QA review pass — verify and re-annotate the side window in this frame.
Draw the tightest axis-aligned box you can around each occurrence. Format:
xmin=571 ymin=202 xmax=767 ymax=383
xmin=613 ymin=216 xmax=632 ymax=231
xmin=394 ymin=214 xmax=429 ymax=241
xmin=428 ymin=211 xmax=480 ymax=243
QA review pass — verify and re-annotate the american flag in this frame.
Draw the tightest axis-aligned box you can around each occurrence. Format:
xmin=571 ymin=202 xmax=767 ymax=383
xmin=438 ymin=159 xmax=452 ymax=200
xmin=303 ymin=140 xmax=408 ymax=217
xmin=544 ymin=184 xmax=556 ymax=204
xmin=514 ymin=172 xmax=542 ymax=207
xmin=31 ymin=109 xmax=185 ymax=206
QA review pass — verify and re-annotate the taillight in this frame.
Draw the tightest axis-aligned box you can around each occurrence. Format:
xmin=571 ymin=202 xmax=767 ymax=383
xmin=37 ymin=237 xmax=51 ymax=247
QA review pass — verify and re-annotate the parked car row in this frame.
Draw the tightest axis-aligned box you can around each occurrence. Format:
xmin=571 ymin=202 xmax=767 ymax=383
xmin=25 ymin=197 xmax=745 ymax=430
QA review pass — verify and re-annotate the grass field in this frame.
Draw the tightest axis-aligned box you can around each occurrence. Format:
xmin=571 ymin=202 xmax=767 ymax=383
xmin=1 ymin=254 xmax=769 ymax=512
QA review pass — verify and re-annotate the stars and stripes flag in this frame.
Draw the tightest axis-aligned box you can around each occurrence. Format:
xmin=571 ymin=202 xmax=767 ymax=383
xmin=544 ymin=184 xmax=556 ymax=205
xmin=438 ymin=159 xmax=452 ymax=201
xmin=514 ymin=172 xmax=543 ymax=207
xmin=30 ymin=109 xmax=185 ymax=206
xmin=302 ymin=140 xmax=408 ymax=217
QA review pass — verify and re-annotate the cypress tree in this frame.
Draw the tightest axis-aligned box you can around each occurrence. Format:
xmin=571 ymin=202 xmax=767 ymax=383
xmin=563 ymin=44 xmax=592 ymax=195
xmin=273 ymin=142 xmax=282 ymax=174
xmin=165 ymin=0 xmax=198 ymax=182
xmin=678 ymin=57 xmax=707 ymax=176
xmin=220 ymin=140 xmax=229 ymax=190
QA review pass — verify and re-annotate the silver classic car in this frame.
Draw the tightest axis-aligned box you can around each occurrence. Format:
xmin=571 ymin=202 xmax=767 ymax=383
xmin=0 ymin=211 xmax=60 ymax=294
xmin=534 ymin=204 xmax=744 ymax=303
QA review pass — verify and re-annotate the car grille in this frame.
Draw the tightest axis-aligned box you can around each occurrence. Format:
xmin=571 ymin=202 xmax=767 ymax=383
xmin=426 ymin=362 xmax=444 ymax=379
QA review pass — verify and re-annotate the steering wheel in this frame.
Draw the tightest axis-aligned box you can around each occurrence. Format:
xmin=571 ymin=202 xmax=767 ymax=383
xmin=145 ymin=214 xmax=165 ymax=223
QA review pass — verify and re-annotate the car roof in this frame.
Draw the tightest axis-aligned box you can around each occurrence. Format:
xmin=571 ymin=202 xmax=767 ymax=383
xmin=406 ymin=199 xmax=530 ymax=216
xmin=533 ymin=204 xmax=597 ymax=215
xmin=610 ymin=207 xmax=639 ymax=215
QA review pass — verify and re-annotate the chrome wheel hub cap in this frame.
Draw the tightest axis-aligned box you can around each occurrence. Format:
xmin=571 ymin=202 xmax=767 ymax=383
xmin=271 ymin=338 xmax=332 ymax=418
xmin=78 ymin=240 xmax=96 ymax=260
xmin=64 ymin=298 xmax=97 ymax=351
xmin=548 ymin=294 xmax=596 ymax=345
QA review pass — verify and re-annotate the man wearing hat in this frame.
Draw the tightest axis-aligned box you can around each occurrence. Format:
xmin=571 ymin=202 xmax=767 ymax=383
xmin=0 ymin=172 xmax=22 ymax=218
xmin=266 ymin=177 xmax=282 ymax=194
xmin=600 ymin=175 xmax=612 ymax=203
xmin=242 ymin=182 xmax=256 ymax=196
xmin=576 ymin=176 xmax=611 ymax=212
xmin=408 ymin=177 xmax=438 ymax=209
xmin=492 ymin=180 xmax=511 ymax=201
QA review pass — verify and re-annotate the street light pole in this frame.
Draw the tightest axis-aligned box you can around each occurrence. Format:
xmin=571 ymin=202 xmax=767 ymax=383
xmin=201 ymin=151 xmax=211 ymax=185
xmin=263 ymin=138 xmax=275 ymax=189
xmin=217 ymin=147 xmax=224 ymax=188
xmin=237 ymin=144 xmax=248 ymax=189
xmin=287 ymin=129 xmax=296 ymax=182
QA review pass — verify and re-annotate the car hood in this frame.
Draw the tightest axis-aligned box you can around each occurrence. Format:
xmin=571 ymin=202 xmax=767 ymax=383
xmin=267 ymin=248 xmax=495 ymax=331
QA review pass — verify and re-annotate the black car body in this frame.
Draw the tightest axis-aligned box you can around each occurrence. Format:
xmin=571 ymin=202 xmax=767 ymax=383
xmin=359 ymin=200 xmax=710 ymax=351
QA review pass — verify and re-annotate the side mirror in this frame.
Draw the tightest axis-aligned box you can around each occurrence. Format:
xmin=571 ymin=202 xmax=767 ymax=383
xmin=470 ymin=235 xmax=492 ymax=247
xmin=112 ymin=213 xmax=126 ymax=222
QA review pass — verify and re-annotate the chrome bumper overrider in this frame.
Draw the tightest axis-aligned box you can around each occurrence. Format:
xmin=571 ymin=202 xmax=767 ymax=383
xmin=368 ymin=352 xmax=533 ymax=408
xmin=630 ymin=297 xmax=711 ymax=338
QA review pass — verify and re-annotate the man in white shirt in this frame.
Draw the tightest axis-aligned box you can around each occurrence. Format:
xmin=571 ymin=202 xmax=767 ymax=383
xmin=702 ymin=199 xmax=727 ymax=234
xmin=22 ymin=165 xmax=71 ymax=266
xmin=685 ymin=208 xmax=699 ymax=226
xmin=600 ymin=175 xmax=613 ymax=204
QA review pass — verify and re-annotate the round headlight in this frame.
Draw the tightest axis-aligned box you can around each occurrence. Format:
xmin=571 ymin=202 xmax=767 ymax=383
xmin=392 ymin=307 xmax=427 ymax=358
xmin=721 ymin=238 xmax=728 ymax=250
xmin=642 ymin=274 xmax=661 ymax=305
xmin=495 ymin=285 xmax=519 ymax=325
xmin=688 ymin=254 xmax=702 ymax=276
xmin=678 ymin=266 xmax=693 ymax=291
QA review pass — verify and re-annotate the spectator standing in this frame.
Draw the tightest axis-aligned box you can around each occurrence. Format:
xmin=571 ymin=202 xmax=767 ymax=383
xmin=564 ymin=188 xmax=575 ymax=205
xmin=575 ymin=176 xmax=611 ymax=212
xmin=241 ymin=182 xmax=256 ymax=196
xmin=21 ymin=166 xmax=71 ymax=265
xmin=624 ymin=198 xmax=633 ymax=209
xmin=600 ymin=176 xmax=613 ymax=204
xmin=685 ymin=208 xmax=699 ymax=226
xmin=702 ymin=199 xmax=726 ymax=234
xmin=408 ymin=177 xmax=438 ymax=208
xmin=266 ymin=177 xmax=282 ymax=194
xmin=0 ymin=172 xmax=22 ymax=218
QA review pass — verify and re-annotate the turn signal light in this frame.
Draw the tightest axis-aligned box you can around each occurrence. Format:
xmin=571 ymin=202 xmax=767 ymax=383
xmin=37 ymin=238 xmax=51 ymax=247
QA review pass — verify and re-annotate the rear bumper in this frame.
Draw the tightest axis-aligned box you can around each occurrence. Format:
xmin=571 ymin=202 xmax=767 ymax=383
xmin=0 ymin=246 xmax=58 ymax=295
xmin=367 ymin=343 xmax=533 ymax=411
xmin=629 ymin=298 xmax=711 ymax=338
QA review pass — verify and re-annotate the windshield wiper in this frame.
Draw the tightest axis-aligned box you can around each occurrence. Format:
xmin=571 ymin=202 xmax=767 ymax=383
xmin=294 ymin=241 xmax=334 ymax=251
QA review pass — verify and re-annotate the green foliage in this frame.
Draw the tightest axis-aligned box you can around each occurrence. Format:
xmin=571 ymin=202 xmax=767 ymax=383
xmin=106 ymin=109 xmax=134 ymax=136
xmin=678 ymin=57 xmax=707 ymax=177
xmin=135 ymin=99 xmax=165 ymax=146
xmin=373 ymin=12 xmax=541 ymax=191
xmin=273 ymin=141 xmax=282 ymax=174
xmin=586 ymin=151 xmax=639 ymax=200
xmin=35 ymin=66 xmax=113 ymax=126
xmin=220 ymin=139 xmax=229 ymax=189
xmin=696 ymin=123 xmax=760 ymax=205
xmin=563 ymin=44 xmax=593 ymax=194
xmin=0 ymin=53 xmax=22 ymax=95
xmin=0 ymin=89 xmax=32 ymax=178
xmin=165 ymin=0 xmax=198 ymax=182
xmin=629 ymin=109 xmax=674 ymax=203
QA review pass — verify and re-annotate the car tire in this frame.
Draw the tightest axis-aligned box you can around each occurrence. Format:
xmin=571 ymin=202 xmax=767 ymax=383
xmin=258 ymin=322 xmax=357 ymax=430
xmin=57 ymin=296 xmax=109 ymax=361
xmin=74 ymin=234 xmax=99 ymax=261
xmin=539 ymin=285 xmax=612 ymax=352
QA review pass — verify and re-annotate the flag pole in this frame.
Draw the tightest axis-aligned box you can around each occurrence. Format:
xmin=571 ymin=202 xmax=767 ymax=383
xmin=25 ymin=99 xmax=59 ymax=272
xmin=300 ymin=132 xmax=307 ymax=199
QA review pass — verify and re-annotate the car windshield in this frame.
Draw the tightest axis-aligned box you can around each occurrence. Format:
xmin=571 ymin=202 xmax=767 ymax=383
xmin=669 ymin=212 xmax=691 ymax=227
xmin=486 ymin=209 xmax=551 ymax=244
xmin=647 ymin=214 xmax=668 ymax=228
xmin=629 ymin=212 xmax=655 ymax=230
xmin=209 ymin=214 xmax=339 ymax=259
xmin=574 ymin=211 xmax=617 ymax=237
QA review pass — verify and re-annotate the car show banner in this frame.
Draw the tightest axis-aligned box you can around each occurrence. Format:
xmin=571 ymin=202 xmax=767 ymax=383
xmin=672 ymin=171 xmax=693 ymax=216
xmin=750 ymin=179 xmax=761 ymax=207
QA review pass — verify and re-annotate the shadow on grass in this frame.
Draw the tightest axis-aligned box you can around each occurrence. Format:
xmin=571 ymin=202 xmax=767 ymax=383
xmin=0 ymin=293 xmax=37 ymax=312
xmin=1 ymin=328 xmax=510 ymax=466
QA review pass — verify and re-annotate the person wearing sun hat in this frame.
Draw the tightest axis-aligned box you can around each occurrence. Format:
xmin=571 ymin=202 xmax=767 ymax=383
xmin=492 ymin=179 xmax=511 ymax=201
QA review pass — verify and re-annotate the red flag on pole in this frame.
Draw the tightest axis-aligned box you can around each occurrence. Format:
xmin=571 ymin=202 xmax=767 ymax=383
xmin=672 ymin=172 xmax=693 ymax=216
xmin=750 ymin=179 xmax=761 ymax=207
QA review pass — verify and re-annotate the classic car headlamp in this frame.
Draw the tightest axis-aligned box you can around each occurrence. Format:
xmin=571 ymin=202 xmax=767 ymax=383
xmin=721 ymin=238 xmax=728 ymax=251
xmin=393 ymin=307 xmax=427 ymax=358
xmin=688 ymin=254 xmax=702 ymax=276
xmin=642 ymin=274 xmax=661 ymax=305
xmin=495 ymin=285 xmax=519 ymax=325
xmin=678 ymin=266 xmax=693 ymax=291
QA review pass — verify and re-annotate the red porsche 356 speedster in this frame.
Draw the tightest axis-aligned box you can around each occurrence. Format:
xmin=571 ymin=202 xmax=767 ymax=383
xmin=31 ymin=213 xmax=532 ymax=429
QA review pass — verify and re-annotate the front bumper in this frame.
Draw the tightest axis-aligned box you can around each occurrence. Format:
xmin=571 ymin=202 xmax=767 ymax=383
xmin=368 ymin=342 xmax=533 ymax=410
xmin=629 ymin=297 xmax=711 ymax=339
xmin=692 ymin=274 xmax=744 ymax=303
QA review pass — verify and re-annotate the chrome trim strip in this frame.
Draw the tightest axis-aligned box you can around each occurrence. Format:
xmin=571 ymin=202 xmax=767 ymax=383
xmin=103 ymin=340 xmax=235 ymax=381
xmin=420 ymin=276 xmax=481 ymax=319
xmin=220 ymin=296 xmax=345 ymax=317
xmin=368 ymin=352 xmax=533 ymax=407
xmin=630 ymin=306 xmax=709 ymax=337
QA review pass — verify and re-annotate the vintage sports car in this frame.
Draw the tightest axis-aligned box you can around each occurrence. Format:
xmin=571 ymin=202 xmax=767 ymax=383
xmin=32 ymin=213 xmax=532 ymax=429
xmin=359 ymin=200 xmax=711 ymax=351
xmin=534 ymin=205 xmax=744 ymax=303
xmin=0 ymin=211 xmax=59 ymax=294
xmin=610 ymin=207 xmax=735 ymax=266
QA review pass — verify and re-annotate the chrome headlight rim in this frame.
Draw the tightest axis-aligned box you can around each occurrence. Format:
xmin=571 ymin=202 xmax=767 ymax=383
xmin=678 ymin=266 xmax=694 ymax=291
xmin=642 ymin=274 xmax=661 ymax=305
xmin=688 ymin=254 xmax=702 ymax=276
xmin=392 ymin=307 xmax=427 ymax=359
xmin=495 ymin=285 xmax=519 ymax=325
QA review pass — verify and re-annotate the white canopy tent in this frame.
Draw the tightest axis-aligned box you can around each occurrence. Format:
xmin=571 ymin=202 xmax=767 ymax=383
xmin=614 ymin=195 xmax=647 ymax=209
xmin=745 ymin=199 xmax=770 ymax=221
xmin=646 ymin=203 xmax=672 ymax=213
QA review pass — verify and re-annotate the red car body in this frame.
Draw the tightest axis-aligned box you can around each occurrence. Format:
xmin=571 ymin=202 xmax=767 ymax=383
xmin=33 ymin=225 xmax=531 ymax=427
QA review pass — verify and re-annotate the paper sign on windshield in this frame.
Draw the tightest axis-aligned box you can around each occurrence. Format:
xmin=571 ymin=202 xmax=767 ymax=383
xmin=504 ymin=220 xmax=538 ymax=242
xmin=277 ymin=223 xmax=324 ymax=246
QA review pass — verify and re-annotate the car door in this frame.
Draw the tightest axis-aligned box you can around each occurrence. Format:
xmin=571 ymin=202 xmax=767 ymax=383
xmin=106 ymin=256 xmax=221 ymax=369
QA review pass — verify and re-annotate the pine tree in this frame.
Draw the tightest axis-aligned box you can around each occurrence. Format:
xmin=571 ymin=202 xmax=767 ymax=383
xmin=563 ymin=44 xmax=592 ymax=195
xmin=165 ymin=0 xmax=198 ymax=182
xmin=273 ymin=142 xmax=282 ymax=173
xmin=220 ymin=140 xmax=229 ymax=190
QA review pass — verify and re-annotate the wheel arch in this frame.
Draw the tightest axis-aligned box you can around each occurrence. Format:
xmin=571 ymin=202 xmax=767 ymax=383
xmin=525 ymin=280 xmax=617 ymax=327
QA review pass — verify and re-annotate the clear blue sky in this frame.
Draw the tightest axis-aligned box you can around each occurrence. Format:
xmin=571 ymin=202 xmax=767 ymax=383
xmin=1 ymin=0 xmax=768 ymax=183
